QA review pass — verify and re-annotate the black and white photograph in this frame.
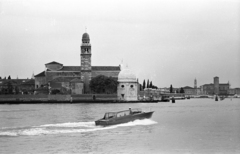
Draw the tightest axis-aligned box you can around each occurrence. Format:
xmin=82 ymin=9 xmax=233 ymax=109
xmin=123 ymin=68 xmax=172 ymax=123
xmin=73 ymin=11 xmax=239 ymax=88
xmin=0 ymin=0 xmax=240 ymax=153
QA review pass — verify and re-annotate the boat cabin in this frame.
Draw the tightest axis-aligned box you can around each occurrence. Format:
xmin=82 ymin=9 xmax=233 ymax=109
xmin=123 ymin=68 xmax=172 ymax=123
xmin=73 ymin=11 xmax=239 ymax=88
xmin=103 ymin=108 xmax=142 ymax=120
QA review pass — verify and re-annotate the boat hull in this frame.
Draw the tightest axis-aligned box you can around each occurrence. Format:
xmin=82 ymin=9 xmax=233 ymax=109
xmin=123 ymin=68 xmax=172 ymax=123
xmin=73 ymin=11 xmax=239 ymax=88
xmin=95 ymin=111 xmax=154 ymax=126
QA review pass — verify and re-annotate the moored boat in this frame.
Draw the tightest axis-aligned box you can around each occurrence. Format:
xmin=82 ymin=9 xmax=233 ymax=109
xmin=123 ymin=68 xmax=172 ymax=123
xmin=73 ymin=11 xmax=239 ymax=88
xmin=95 ymin=108 xmax=154 ymax=126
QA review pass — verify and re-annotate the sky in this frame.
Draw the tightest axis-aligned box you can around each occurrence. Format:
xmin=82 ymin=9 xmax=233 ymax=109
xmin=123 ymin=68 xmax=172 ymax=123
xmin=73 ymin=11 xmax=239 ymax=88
xmin=0 ymin=0 xmax=240 ymax=88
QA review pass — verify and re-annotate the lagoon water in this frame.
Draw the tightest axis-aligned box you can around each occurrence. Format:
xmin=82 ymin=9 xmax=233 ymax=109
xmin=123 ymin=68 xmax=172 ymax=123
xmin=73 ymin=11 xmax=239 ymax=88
xmin=0 ymin=98 xmax=240 ymax=154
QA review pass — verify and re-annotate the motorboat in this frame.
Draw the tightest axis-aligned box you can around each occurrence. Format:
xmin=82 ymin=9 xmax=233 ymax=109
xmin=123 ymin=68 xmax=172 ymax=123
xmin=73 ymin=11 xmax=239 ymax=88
xmin=95 ymin=108 xmax=154 ymax=126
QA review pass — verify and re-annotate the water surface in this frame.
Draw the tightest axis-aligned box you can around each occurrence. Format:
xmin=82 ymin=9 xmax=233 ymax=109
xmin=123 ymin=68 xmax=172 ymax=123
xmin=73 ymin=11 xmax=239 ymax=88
xmin=0 ymin=98 xmax=240 ymax=154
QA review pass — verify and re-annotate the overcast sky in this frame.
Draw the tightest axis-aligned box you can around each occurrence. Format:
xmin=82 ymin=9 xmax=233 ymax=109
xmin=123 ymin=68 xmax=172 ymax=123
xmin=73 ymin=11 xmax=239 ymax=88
xmin=0 ymin=0 xmax=239 ymax=88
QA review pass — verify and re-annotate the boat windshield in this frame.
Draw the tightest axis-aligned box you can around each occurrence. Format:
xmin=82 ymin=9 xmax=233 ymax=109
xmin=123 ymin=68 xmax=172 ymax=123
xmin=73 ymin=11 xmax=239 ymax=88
xmin=103 ymin=112 xmax=116 ymax=119
xmin=131 ymin=108 xmax=142 ymax=113
xmin=116 ymin=110 xmax=130 ymax=117
xmin=102 ymin=108 xmax=143 ymax=119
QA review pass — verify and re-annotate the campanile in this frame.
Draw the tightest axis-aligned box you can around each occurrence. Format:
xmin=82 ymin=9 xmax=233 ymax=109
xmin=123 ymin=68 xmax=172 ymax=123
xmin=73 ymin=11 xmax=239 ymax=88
xmin=80 ymin=33 xmax=92 ymax=93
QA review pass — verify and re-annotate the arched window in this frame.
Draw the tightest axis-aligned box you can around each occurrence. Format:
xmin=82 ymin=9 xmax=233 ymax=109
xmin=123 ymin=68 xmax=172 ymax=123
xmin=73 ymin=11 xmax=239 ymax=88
xmin=121 ymin=85 xmax=124 ymax=88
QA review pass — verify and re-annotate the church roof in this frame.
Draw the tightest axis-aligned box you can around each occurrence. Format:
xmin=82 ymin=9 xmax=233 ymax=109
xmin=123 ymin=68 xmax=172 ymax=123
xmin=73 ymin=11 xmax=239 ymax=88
xmin=59 ymin=66 xmax=81 ymax=71
xmin=219 ymin=83 xmax=229 ymax=86
xmin=92 ymin=66 xmax=120 ymax=71
xmin=202 ymin=83 xmax=229 ymax=86
xmin=118 ymin=68 xmax=137 ymax=82
xmin=45 ymin=61 xmax=62 ymax=65
xmin=45 ymin=66 xmax=120 ymax=72
xmin=183 ymin=86 xmax=193 ymax=89
xmin=35 ymin=71 xmax=45 ymax=77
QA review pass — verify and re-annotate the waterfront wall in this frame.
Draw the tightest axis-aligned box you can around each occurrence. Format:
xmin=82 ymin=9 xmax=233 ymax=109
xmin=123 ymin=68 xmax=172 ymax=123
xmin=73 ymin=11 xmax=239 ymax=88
xmin=0 ymin=94 xmax=118 ymax=103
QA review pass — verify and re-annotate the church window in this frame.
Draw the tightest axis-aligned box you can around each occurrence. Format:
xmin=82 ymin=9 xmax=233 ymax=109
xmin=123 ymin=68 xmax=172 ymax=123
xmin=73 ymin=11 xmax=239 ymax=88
xmin=121 ymin=85 xmax=124 ymax=88
xmin=130 ymin=85 xmax=134 ymax=88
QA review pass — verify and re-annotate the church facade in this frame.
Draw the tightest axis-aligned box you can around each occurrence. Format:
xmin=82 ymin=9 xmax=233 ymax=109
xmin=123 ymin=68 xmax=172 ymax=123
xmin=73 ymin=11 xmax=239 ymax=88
xmin=34 ymin=33 xmax=120 ymax=94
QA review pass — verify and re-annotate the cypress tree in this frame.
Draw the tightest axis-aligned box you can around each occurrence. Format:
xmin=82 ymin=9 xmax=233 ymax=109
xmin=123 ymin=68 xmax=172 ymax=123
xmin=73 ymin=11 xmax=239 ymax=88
xmin=150 ymin=81 xmax=152 ymax=88
xmin=143 ymin=80 xmax=146 ymax=90
xmin=170 ymin=84 xmax=173 ymax=93
xmin=147 ymin=79 xmax=149 ymax=88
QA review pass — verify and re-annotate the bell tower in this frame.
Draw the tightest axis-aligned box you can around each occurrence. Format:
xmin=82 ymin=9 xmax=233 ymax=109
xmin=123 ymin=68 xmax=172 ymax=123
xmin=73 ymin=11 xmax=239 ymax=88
xmin=194 ymin=78 xmax=197 ymax=88
xmin=80 ymin=33 xmax=92 ymax=93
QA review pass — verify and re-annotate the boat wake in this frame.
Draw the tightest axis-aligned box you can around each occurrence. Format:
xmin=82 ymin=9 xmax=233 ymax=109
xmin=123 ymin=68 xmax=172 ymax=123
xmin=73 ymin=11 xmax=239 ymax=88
xmin=0 ymin=119 xmax=157 ymax=137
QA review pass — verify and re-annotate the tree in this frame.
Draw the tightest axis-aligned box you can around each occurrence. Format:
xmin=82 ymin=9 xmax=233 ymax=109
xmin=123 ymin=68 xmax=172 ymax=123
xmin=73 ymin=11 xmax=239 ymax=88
xmin=152 ymin=85 xmax=158 ymax=89
xmin=104 ymin=77 xmax=118 ymax=94
xmin=170 ymin=84 xmax=173 ymax=93
xmin=180 ymin=87 xmax=184 ymax=93
xmin=7 ymin=81 xmax=13 ymax=94
xmin=143 ymin=80 xmax=146 ymax=90
xmin=147 ymin=79 xmax=149 ymax=88
xmin=90 ymin=75 xmax=118 ymax=94
xmin=149 ymin=81 xmax=152 ymax=88
xmin=0 ymin=76 xmax=1 ymax=79
xmin=8 ymin=75 xmax=11 ymax=80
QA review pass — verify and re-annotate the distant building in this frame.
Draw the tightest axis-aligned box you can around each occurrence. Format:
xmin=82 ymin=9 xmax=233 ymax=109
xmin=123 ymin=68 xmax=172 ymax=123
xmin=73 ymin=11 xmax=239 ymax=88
xmin=229 ymin=88 xmax=240 ymax=95
xmin=34 ymin=33 xmax=120 ymax=94
xmin=181 ymin=78 xmax=200 ymax=96
xmin=200 ymin=77 xmax=229 ymax=95
xmin=235 ymin=88 xmax=240 ymax=95
xmin=183 ymin=86 xmax=195 ymax=95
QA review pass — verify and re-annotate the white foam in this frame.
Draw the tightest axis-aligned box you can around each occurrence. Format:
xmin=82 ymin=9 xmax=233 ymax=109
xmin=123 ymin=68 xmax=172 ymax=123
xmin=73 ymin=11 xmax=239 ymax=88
xmin=0 ymin=131 xmax=18 ymax=136
xmin=39 ymin=122 xmax=95 ymax=128
xmin=0 ymin=119 xmax=157 ymax=136
xmin=111 ymin=119 xmax=158 ymax=128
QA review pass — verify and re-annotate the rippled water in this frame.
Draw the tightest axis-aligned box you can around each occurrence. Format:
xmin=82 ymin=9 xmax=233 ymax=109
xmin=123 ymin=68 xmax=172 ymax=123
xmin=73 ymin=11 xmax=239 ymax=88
xmin=0 ymin=98 xmax=240 ymax=154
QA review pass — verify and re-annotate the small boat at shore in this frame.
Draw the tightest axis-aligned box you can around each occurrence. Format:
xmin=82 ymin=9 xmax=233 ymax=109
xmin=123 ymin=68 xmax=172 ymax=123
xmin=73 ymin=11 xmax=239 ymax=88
xmin=95 ymin=108 xmax=154 ymax=126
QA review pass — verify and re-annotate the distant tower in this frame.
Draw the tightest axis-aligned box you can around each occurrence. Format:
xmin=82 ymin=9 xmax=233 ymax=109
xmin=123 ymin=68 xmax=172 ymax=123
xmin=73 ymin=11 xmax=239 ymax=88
xmin=194 ymin=78 xmax=197 ymax=88
xmin=214 ymin=76 xmax=219 ymax=95
xmin=80 ymin=33 xmax=92 ymax=93
xmin=31 ymin=72 xmax=35 ymax=79
xmin=120 ymin=59 xmax=124 ymax=71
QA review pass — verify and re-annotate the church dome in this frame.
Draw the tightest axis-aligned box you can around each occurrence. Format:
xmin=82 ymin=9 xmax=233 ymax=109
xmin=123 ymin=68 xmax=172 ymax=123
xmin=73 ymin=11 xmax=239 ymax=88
xmin=118 ymin=68 xmax=137 ymax=82
xmin=82 ymin=33 xmax=90 ymax=41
